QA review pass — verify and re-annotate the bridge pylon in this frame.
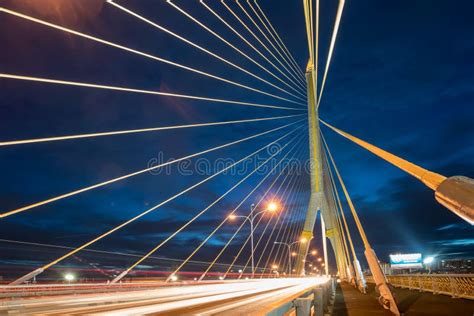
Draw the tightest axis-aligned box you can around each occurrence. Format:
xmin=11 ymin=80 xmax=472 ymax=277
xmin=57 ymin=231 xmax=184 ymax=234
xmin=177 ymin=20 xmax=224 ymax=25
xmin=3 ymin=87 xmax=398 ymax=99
xmin=294 ymin=62 xmax=347 ymax=279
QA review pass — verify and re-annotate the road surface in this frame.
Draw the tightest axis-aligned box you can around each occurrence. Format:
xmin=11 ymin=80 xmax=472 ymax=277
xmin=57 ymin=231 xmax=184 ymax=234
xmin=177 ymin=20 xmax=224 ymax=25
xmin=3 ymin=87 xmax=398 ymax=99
xmin=0 ymin=277 xmax=328 ymax=315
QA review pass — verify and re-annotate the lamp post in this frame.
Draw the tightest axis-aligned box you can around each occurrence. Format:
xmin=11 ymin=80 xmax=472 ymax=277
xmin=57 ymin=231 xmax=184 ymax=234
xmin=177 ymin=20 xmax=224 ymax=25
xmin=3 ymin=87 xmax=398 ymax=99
xmin=274 ymin=238 xmax=308 ymax=276
xmin=229 ymin=201 xmax=279 ymax=278
xmin=423 ymin=256 xmax=435 ymax=274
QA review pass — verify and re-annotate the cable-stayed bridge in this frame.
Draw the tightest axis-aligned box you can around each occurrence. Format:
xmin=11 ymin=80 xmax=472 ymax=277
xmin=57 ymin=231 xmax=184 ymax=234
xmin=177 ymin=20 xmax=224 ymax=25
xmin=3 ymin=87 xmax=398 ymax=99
xmin=0 ymin=1 xmax=473 ymax=315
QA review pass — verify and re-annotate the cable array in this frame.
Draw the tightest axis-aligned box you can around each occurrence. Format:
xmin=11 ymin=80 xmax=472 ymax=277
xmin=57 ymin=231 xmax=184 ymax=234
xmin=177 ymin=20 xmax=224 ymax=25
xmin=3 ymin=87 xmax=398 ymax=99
xmin=0 ymin=0 xmax=353 ymax=286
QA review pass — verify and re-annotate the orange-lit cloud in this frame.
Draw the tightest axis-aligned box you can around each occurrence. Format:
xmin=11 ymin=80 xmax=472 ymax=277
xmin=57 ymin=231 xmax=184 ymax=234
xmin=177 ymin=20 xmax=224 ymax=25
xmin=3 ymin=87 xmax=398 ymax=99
xmin=4 ymin=0 xmax=104 ymax=25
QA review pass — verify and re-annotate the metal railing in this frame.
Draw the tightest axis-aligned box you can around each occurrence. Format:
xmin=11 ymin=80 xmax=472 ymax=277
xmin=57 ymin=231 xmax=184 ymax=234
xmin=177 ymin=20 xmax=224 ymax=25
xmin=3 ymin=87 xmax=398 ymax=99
xmin=262 ymin=278 xmax=336 ymax=316
xmin=366 ymin=274 xmax=474 ymax=300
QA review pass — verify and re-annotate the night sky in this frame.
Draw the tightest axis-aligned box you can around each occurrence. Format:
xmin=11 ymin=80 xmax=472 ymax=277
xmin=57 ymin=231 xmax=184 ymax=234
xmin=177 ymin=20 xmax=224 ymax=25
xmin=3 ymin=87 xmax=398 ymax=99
xmin=0 ymin=0 xmax=473 ymax=279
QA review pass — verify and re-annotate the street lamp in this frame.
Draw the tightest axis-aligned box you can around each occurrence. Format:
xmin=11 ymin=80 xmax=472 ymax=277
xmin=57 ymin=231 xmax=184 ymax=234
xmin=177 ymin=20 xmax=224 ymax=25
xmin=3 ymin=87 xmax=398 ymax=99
xmin=64 ymin=273 xmax=75 ymax=283
xmin=423 ymin=256 xmax=435 ymax=273
xmin=169 ymin=275 xmax=178 ymax=282
xmin=311 ymin=250 xmax=317 ymax=256
xmin=229 ymin=201 xmax=279 ymax=278
xmin=274 ymin=238 xmax=307 ymax=276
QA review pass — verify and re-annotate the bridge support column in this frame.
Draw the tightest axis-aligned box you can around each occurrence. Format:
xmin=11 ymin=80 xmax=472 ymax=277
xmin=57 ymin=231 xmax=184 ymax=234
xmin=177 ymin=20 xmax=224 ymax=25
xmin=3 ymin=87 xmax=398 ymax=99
xmin=313 ymin=287 xmax=324 ymax=316
xmin=296 ymin=62 xmax=346 ymax=277
xmin=294 ymin=297 xmax=312 ymax=316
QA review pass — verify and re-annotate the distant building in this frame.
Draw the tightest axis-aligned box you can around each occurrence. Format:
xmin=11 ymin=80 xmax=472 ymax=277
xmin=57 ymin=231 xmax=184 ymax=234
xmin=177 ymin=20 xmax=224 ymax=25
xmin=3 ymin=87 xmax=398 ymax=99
xmin=437 ymin=258 xmax=473 ymax=274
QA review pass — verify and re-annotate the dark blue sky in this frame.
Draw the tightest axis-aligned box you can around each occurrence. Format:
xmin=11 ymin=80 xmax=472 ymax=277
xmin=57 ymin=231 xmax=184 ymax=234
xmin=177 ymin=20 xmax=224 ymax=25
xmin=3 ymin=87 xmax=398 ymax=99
xmin=0 ymin=0 xmax=473 ymax=278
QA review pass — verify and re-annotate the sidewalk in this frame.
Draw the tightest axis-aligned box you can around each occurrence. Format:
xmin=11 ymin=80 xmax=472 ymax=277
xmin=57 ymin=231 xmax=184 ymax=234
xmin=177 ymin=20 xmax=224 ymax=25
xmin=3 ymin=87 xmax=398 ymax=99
xmin=333 ymin=282 xmax=474 ymax=316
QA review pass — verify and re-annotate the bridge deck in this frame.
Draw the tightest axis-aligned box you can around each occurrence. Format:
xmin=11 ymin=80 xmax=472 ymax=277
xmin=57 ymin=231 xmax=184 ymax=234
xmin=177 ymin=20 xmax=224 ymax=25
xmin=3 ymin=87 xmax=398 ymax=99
xmin=333 ymin=282 xmax=474 ymax=316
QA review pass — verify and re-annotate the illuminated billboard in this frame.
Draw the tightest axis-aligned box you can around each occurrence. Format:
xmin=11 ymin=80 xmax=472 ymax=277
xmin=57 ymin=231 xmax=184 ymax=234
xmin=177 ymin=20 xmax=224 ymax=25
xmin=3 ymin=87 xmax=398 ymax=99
xmin=389 ymin=253 xmax=423 ymax=269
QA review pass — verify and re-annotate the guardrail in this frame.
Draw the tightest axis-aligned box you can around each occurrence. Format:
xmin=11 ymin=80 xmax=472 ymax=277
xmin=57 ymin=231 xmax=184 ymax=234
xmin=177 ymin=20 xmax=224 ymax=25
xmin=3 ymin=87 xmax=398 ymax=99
xmin=263 ymin=278 xmax=336 ymax=316
xmin=366 ymin=274 xmax=474 ymax=300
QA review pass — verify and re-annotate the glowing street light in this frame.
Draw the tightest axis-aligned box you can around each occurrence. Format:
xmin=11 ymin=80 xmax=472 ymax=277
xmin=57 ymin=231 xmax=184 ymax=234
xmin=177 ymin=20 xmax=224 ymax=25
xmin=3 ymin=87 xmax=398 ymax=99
xmin=170 ymin=275 xmax=178 ymax=282
xmin=64 ymin=273 xmax=75 ymax=283
xmin=272 ymin=264 xmax=278 ymax=270
xmin=423 ymin=256 xmax=434 ymax=264
xmin=317 ymin=257 xmax=322 ymax=262
xmin=274 ymin=238 xmax=306 ymax=276
xmin=229 ymin=201 xmax=280 ymax=278
xmin=267 ymin=201 xmax=278 ymax=212
xmin=423 ymin=256 xmax=435 ymax=273
xmin=311 ymin=250 xmax=317 ymax=256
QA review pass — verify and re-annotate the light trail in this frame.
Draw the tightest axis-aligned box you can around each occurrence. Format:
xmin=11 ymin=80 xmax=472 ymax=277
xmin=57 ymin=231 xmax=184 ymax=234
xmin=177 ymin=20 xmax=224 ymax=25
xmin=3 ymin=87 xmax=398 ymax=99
xmin=112 ymin=133 xmax=301 ymax=283
xmin=238 ymin=0 xmax=306 ymax=84
xmin=198 ymin=142 xmax=306 ymax=281
xmin=106 ymin=0 xmax=305 ymax=103
xmin=0 ymin=239 xmax=249 ymax=270
xmin=0 ymin=119 xmax=304 ymax=219
xmin=169 ymin=133 xmax=306 ymax=280
xmin=0 ymin=7 xmax=303 ymax=105
xmin=0 ymin=73 xmax=305 ymax=111
xmin=0 ymin=278 xmax=329 ymax=315
xmin=0 ymin=114 xmax=303 ymax=147
xmin=200 ymin=0 xmax=307 ymax=98
xmin=249 ymin=1 xmax=305 ymax=79
xmin=221 ymin=1 xmax=306 ymax=90
xmin=9 ymin=124 xmax=304 ymax=285
xmin=317 ymin=0 xmax=345 ymax=108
